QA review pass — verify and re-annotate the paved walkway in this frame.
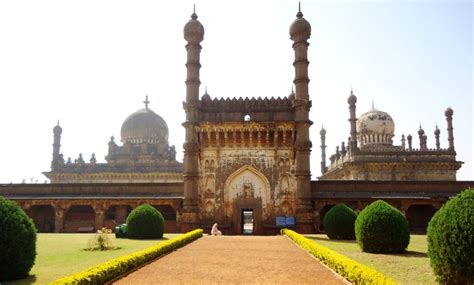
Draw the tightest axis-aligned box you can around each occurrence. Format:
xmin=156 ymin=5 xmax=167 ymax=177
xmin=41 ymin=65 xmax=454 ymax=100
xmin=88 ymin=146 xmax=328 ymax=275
xmin=112 ymin=235 xmax=348 ymax=285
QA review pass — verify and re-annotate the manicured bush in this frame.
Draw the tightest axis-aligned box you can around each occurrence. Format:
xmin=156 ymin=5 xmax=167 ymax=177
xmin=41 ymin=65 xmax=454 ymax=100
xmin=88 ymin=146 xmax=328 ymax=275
xmin=126 ymin=204 xmax=165 ymax=239
xmin=281 ymin=229 xmax=397 ymax=285
xmin=0 ymin=197 xmax=37 ymax=281
xmin=51 ymin=229 xmax=203 ymax=285
xmin=427 ymin=188 xmax=474 ymax=284
xmin=323 ymin=203 xmax=357 ymax=240
xmin=355 ymin=200 xmax=409 ymax=253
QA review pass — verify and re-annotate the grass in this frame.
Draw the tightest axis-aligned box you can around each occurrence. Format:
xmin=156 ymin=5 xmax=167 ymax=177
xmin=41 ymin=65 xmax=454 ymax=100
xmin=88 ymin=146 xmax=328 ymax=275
xmin=4 ymin=233 xmax=180 ymax=285
xmin=305 ymin=234 xmax=436 ymax=285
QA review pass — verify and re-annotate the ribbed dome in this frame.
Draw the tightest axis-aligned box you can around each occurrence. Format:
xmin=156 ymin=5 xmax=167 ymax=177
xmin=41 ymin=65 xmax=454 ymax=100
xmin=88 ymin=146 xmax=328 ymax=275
xmin=289 ymin=7 xmax=311 ymax=43
xmin=356 ymin=108 xmax=395 ymax=146
xmin=120 ymin=107 xmax=169 ymax=145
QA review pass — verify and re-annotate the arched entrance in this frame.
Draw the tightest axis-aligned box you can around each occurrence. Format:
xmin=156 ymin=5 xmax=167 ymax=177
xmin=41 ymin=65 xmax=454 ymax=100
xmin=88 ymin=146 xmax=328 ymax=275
xmin=105 ymin=205 xmax=133 ymax=229
xmin=406 ymin=205 xmax=437 ymax=233
xmin=319 ymin=204 xmax=335 ymax=232
xmin=224 ymin=165 xmax=271 ymax=235
xmin=64 ymin=205 xmax=95 ymax=232
xmin=152 ymin=205 xmax=178 ymax=233
xmin=28 ymin=205 xmax=55 ymax=233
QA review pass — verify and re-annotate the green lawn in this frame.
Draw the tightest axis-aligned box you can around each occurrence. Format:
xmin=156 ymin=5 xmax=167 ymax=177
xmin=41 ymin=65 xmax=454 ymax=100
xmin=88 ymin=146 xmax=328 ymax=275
xmin=4 ymin=233 xmax=180 ymax=285
xmin=305 ymin=234 xmax=436 ymax=285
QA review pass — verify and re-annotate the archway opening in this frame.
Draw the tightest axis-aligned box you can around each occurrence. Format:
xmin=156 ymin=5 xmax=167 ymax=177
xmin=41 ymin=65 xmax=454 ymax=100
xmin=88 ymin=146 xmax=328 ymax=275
xmin=319 ymin=204 xmax=335 ymax=232
xmin=406 ymin=205 xmax=437 ymax=233
xmin=64 ymin=205 xmax=95 ymax=233
xmin=28 ymin=205 xmax=55 ymax=233
xmin=152 ymin=205 xmax=178 ymax=233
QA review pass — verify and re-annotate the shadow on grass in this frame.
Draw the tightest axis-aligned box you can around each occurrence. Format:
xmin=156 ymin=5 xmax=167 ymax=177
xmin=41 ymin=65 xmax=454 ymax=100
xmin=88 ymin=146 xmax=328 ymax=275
xmin=3 ymin=274 xmax=37 ymax=285
xmin=306 ymin=236 xmax=357 ymax=244
xmin=391 ymin=251 xmax=427 ymax=258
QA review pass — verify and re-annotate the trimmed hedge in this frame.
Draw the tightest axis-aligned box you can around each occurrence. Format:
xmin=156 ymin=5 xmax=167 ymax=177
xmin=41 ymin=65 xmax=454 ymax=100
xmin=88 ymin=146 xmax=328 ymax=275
xmin=427 ymin=188 xmax=474 ymax=284
xmin=0 ymin=197 xmax=37 ymax=282
xmin=323 ymin=203 xmax=357 ymax=240
xmin=355 ymin=200 xmax=409 ymax=253
xmin=50 ymin=229 xmax=203 ymax=285
xmin=282 ymin=229 xmax=398 ymax=285
xmin=126 ymin=204 xmax=165 ymax=239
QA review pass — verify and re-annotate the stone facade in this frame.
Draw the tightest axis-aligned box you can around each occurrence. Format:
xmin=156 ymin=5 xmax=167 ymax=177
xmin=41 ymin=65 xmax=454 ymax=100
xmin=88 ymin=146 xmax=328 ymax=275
xmin=43 ymin=96 xmax=183 ymax=183
xmin=180 ymin=7 xmax=313 ymax=234
xmin=319 ymin=92 xmax=463 ymax=180
xmin=2 ymin=7 xmax=470 ymax=235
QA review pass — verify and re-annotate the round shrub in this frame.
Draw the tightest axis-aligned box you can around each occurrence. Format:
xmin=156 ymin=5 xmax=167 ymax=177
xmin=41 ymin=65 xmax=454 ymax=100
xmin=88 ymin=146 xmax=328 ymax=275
xmin=323 ymin=203 xmax=357 ymax=240
xmin=355 ymin=200 xmax=409 ymax=253
xmin=126 ymin=204 xmax=165 ymax=239
xmin=427 ymin=188 xmax=474 ymax=284
xmin=0 ymin=197 xmax=37 ymax=281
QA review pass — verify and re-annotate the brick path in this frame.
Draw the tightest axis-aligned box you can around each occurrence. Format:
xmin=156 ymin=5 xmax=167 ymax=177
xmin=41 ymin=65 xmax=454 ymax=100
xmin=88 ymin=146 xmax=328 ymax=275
xmin=112 ymin=235 xmax=348 ymax=285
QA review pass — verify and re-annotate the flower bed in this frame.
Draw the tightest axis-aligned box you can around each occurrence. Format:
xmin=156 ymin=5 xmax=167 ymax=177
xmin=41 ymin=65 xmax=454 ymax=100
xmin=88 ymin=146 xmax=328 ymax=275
xmin=281 ymin=228 xmax=398 ymax=285
xmin=50 ymin=229 xmax=203 ymax=285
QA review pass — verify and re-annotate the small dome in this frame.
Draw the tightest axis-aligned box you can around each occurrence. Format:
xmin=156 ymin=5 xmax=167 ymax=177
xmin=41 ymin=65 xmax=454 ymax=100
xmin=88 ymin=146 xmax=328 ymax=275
xmin=184 ymin=10 xmax=204 ymax=44
xmin=356 ymin=107 xmax=395 ymax=146
xmin=289 ymin=9 xmax=311 ymax=42
xmin=434 ymin=126 xmax=440 ymax=135
xmin=444 ymin=107 xmax=453 ymax=117
xmin=320 ymin=127 xmax=326 ymax=136
xmin=121 ymin=107 xmax=169 ymax=145
xmin=348 ymin=90 xmax=357 ymax=104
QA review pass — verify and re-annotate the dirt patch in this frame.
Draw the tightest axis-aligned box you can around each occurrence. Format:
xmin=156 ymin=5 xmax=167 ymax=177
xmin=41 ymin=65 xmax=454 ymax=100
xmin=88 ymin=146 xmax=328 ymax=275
xmin=112 ymin=235 xmax=348 ymax=285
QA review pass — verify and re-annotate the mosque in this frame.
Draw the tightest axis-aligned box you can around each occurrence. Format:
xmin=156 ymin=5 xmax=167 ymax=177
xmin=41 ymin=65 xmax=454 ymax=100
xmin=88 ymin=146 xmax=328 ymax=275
xmin=1 ymin=7 xmax=470 ymax=235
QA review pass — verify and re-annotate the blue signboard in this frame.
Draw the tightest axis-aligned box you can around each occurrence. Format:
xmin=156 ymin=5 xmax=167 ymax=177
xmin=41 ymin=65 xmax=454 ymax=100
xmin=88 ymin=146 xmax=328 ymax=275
xmin=285 ymin=216 xmax=296 ymax=227
xmin=276 ymin=216 xmax=296 ymax=227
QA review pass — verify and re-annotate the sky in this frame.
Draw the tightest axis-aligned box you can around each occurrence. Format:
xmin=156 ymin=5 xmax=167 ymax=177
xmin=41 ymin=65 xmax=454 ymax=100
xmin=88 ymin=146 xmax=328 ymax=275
xmin=0 ymin=0 xmax=472 ymax=183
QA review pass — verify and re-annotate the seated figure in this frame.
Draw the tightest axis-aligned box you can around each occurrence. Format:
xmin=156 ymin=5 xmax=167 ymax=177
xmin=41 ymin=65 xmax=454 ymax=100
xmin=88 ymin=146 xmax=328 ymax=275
xmin=211 ymin=223 xmax=222 ymax=236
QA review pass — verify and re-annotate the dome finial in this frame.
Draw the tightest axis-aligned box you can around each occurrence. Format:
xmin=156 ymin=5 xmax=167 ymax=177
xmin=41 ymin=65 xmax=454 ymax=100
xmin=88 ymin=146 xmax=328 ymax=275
xmin=297 ymin=1 xmax=303 ymax=18
xmin=144 ymin=95 xmax=150 ymax=109
xmin=372 ymin=100 xmax=374 ymax=110
xmin=204 ymin=86 xmax=208 ymax=95
xmin=191 ymin=4 xmax=198 ymax=20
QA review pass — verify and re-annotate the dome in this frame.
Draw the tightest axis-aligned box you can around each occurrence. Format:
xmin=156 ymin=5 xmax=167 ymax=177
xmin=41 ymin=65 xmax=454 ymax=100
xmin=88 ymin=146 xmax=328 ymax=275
xmin=184 ymin=10 xmax=204 ymax=44
xmin=120 ymin=106 xmax=169 ymax=145
xmin=356 ymin=107 xmax=395 ymax=146
xmin=289 ymin=8 xmax=311 ymax=42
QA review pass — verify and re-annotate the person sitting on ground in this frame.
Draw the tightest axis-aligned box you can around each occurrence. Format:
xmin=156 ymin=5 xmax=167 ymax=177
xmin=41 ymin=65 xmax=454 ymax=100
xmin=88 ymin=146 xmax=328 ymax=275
xmin=211 ymin=223 xmax=222 ymax=236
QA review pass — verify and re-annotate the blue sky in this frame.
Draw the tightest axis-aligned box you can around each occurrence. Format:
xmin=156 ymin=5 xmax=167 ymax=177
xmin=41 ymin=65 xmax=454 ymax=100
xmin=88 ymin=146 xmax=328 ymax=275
xmin=0 ymin=0 xmax=471 ymax=182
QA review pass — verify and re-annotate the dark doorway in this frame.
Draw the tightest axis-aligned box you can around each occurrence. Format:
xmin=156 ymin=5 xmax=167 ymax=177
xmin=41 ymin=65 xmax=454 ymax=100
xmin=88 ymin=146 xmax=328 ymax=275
xmin=241 ymin=209 xmax=254 ymax=235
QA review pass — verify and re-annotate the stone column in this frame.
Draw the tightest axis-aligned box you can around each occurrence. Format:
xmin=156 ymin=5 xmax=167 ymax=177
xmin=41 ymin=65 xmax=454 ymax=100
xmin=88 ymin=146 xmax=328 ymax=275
xmin=290 ymin=5 xmax=313 ymax=233
xmin=53 ymin=205 xmax=67 ymax=233
xmin=182 ymin=8 xmax=204 ymax=232
xmin=94 ymin=207 xmax=106 ymax=231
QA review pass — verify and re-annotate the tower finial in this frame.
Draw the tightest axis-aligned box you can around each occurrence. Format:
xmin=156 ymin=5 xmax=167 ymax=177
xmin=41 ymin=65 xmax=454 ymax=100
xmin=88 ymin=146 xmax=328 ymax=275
xmin=204 ymin=86 xmax=208 ymax=95
xmin=350 ymin=86 xmax=353 ymax=95
xmin=372 ymin=100 xmax=374 ymax=110
xmin=191 ymin=4 xmax=197 ymax=20
xmin=291 ymin=85 xmax=294 ymax=94
xmin=144 ymin=95 xmax=150 ymax=109
xmin=297 ymin=1 xmax=303 ymax=18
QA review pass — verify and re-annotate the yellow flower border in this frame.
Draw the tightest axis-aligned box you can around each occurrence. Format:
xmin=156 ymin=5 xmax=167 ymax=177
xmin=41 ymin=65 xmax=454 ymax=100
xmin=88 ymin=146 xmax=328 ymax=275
xmin=281 ymin=229 xmax=398 ymax=285
xmin=50 ymin=229 xmax=203 ymax=285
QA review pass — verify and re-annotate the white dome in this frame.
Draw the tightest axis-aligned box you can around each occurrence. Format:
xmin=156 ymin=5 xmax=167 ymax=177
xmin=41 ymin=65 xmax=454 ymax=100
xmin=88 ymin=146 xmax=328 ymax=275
xmin=356 ymin=108 xmax=395 ymax=146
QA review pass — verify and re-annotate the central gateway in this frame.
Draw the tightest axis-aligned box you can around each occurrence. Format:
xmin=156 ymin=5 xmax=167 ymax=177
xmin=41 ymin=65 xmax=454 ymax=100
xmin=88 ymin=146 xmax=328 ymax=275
xmin=180 ymin=7 xmax=314 ymax=234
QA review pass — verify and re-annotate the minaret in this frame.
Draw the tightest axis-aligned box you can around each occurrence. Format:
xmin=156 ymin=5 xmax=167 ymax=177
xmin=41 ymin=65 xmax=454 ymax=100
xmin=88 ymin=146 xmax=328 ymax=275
xmin=182 ymin=6 xmax=204 ymax=231
xmin=290 ymin=2 xmax=313 ymax=233
xmin=320 ymin=127 xmax=327 ymax=175
xmin=445 ymin=107 xmax=455 ymax=150
xmin=348 ymin=88 xmax=358 ymax=152
xmin=51 ymin=121 xmax=62 ymax=171
xmin=434 ymin=125 xmax=440 ymax=150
